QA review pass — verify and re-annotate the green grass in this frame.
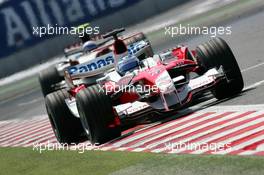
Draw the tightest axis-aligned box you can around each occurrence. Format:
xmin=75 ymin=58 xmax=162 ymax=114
xmin=0 ymin=147 xmax=149 ymax=175
xmin=0 ymin=147 xmax=264 ymax=175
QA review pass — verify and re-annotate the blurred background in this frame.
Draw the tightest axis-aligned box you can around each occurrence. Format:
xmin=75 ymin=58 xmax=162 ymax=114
xmin=0 ymin=0 xmax=264 ymax=100
xmin=0 ymin=0 xmax=192 ymax=78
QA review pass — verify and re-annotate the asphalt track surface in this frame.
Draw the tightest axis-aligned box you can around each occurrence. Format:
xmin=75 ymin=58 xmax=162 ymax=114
xmin=0 ymin=7 xmax=264 ymax=155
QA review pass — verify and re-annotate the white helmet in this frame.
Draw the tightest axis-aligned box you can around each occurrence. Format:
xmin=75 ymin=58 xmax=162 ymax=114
xmin=82 ymin=41 xmax=97 ymax=52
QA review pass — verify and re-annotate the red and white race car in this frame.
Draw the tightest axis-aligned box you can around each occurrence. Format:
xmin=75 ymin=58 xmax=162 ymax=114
xmin=45 ymin=29 xmax=244 ymax=145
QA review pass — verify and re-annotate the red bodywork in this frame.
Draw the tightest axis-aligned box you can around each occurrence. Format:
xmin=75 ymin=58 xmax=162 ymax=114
xmin=103 ymin=47 xmax=198 ymax=104
xmin=69 ymin=37 xmax=199 ymax=105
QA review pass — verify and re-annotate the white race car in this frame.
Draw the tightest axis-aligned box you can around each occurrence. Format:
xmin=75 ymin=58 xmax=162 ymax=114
xmin=39 ymin=30 xmax=153 ymax=96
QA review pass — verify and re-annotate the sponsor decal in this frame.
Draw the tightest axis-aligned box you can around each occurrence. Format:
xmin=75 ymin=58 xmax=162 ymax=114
xmin=189 ymin=76 xmax=215 ymax=90
xmin=126 ymin=103 xmax=149 ymax=114
xmin=68 ymin=53 xmax=114 ymax=75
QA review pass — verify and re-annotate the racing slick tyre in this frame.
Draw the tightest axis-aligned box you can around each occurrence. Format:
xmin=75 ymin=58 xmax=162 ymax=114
xmin=38 ymin=66 xmax=63 ymax=96
xmin=196 ymin=37 xmax=244 ymax=100
xmin=45 ymin=89 xmax=86 ymax=144
xmin=76 ymin=85 xmax=121 ymax=145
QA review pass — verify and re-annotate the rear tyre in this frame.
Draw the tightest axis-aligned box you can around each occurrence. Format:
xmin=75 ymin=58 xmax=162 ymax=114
xmin=45 ymin=89 xmax=86 ymax=144
xmin=76 ymin=85 xmax=121 ymax=145
xmin=39 ymin=66 xmax=63 ymax=96
xmin=196 ymin=37 xmax=244 ymax=99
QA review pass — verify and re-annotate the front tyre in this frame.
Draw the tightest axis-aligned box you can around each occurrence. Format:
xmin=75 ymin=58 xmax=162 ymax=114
xmin=45 ymin=89 xmax=86 ymax=144
xmin=76 ymin=85 xmax=121 ymax=145
xmin=196 ymin=37 xmax=244 ymax=100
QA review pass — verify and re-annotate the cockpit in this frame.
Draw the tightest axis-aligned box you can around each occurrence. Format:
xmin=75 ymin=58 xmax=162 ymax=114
xmin=117 ymin=55 xmax=140 ymax=75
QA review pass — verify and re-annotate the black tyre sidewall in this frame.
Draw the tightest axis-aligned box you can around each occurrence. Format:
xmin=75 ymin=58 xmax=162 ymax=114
xmin=196 ymin=37 xmax=244 ymax=99
xmin=39 ymin=66 xmax=63 ymax=96
xmin=45 ymin=89 xmax=85 ymax=144
xmin=76 ymin=85 xmax=121 ymax=144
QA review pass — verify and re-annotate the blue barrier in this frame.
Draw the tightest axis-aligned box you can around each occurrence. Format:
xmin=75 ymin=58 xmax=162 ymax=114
xmin=0 ymin=0 xmax=141 ymax=59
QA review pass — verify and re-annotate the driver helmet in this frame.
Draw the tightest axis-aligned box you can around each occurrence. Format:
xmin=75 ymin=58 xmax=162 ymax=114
xmin=82 ymin=40 xmax=97 ymax=52
xmin=76 ymin=23 xmax=91 ymax=43
xmin=117 ymin=55 xmax=140 ymax=75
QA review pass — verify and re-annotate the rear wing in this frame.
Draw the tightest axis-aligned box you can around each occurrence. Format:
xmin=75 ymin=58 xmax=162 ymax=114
xmin=93 ymin=32 xmax=147 ymax=52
